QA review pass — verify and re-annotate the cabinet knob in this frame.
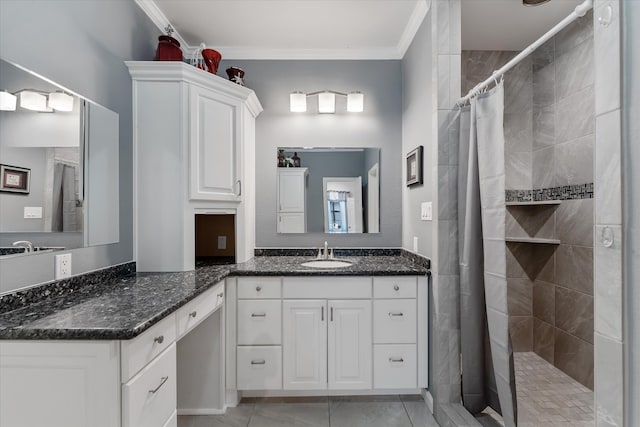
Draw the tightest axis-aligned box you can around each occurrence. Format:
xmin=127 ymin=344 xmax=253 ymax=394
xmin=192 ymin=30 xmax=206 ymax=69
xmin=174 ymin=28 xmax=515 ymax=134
xmin=189 ymin=311 xmax=197 ymax=318
xmin=154 ymin=335 xmax=164 ymax=344
xmin=218 ymin=292 xmax=224 ymax=298
xmin=256 ymin=286 xmax=262 ymax=292
xmin=393 ymin=285 xmax=400 ymax=291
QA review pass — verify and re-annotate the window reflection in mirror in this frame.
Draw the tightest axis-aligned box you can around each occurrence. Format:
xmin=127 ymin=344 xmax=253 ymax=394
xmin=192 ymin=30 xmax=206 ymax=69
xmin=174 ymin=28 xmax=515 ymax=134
xmin=0 ymin=59 xmax=119 ymax=257
xmin=276 ymin=148 xmax=380 ymax=234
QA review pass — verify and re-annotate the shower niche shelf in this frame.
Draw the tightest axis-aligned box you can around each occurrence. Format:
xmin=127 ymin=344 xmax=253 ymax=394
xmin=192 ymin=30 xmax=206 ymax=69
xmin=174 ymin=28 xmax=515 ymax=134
xmin=506 ymin=201 xmax=562 ymax=207
xmin=505 ymin=237 xmax=560 ymax=245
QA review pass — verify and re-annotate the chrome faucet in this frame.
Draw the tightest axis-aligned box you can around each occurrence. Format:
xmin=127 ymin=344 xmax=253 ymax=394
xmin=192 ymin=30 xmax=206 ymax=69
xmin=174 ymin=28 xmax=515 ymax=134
xmin=12 ymin=240 xmax=34 ymax=253
xmin=317 ymin=241 xmax=334 ymax=260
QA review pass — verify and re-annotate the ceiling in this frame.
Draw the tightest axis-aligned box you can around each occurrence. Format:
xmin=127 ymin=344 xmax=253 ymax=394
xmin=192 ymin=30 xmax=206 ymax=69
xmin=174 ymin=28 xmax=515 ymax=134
xmin=138 ymin=0 xmax=586 ymax=59
xmin=461 ymin=0 xmax=583 ymax=51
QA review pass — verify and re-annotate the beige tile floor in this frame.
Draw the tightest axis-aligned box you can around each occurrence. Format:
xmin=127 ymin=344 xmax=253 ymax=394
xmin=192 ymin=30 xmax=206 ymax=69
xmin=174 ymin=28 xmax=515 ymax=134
xmin=178 ymin=395 xmax=440 ymax=427
xmin=477 ymin=352 xmax=594 ymax=427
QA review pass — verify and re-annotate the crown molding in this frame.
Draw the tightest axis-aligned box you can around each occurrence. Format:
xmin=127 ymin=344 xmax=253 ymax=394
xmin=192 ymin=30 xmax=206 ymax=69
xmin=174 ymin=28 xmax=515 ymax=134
xmin=397 ymin=0 xmax=431 ymax=58
xmin=135 ymin=0 xmax=430 ymax=61
xmin=125 ymin=61 xmax=263 ymax=117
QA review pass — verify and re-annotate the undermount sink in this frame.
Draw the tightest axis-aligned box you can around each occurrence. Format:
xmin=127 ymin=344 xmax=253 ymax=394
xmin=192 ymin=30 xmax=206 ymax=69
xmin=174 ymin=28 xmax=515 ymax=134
xmin=301 ymin=260 xmax=353 ymax=268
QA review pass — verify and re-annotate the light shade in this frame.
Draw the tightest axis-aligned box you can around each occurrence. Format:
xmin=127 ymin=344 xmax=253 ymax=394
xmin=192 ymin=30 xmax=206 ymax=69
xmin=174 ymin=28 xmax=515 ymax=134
xmin=318 ymin=92 xmax=335 ymax=114
xmin=18 ymin=90 xmax=49 ymax=111
xmin=48 ymin=92 xmax=74 ymax=112
xmin=347 ymin=92 xmax=364 ymax=112
xmin=0 ymin=91 xmax=17 ymax=111
xmin=290 ymin=92 xmax=307 ymax=112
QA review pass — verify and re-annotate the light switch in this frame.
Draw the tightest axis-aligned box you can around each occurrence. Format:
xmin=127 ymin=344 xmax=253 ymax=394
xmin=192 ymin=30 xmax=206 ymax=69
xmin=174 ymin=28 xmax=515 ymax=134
xmin=421 ymin=202 xmax=432 ymax=221
xmin=24 ymin=207 xmax=43 ymax=219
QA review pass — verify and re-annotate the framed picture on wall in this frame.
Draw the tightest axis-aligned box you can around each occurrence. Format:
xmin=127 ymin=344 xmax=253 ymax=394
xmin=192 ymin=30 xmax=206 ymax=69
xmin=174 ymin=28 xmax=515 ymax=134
xmin=0 ymin=164 xmax=31 ymax=194
xmin=406 ymin=146 xmax=423 ymax=187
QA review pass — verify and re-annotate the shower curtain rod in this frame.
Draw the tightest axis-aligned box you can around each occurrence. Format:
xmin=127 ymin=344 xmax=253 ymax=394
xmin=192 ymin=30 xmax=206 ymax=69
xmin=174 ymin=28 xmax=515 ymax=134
xmin=457 ymin=0 xmax=593 ymax=106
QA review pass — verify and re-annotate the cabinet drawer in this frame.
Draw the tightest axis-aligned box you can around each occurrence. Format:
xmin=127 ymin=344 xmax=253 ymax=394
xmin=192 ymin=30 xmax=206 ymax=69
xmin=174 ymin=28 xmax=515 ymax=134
xmin=238 ymin=277 xmax=282 ymax=299
xmin=373 ymin=344 xmax=417 ymax=389
xmin=176 ymin=281 xmax=224 ymax=338
xmin=373 ymin=299 xmax=416 ymax=344
xmin=373 ymin=277 xmax=417 ymax=299
xmin=237 ymin=346 xmax=282 ymax=390
xmin=122 ymin=344 xmax=176 ymax=427
xmin=283 ymin=277 xmax=371 ymax=299
xmin=121 ymin=314 xmax=177 ymax=381
xmin=238 ymin=300 xmax=282 ymax=345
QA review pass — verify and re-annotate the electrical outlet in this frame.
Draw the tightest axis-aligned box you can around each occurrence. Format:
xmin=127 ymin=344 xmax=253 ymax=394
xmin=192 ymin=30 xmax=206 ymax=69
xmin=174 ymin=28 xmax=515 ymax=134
xmin=217 ymin=235 xmax=227 ymax=250
xmin=413 ymin=236 xmax=419 ymax=252
xmin=55 ymin=253 xmax=72 ymax=279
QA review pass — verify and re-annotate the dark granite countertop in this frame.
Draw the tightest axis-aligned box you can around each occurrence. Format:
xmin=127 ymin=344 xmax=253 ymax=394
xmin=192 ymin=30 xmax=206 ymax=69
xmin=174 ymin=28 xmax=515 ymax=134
xmin=0 ymin=254 xmax=428 ymax=341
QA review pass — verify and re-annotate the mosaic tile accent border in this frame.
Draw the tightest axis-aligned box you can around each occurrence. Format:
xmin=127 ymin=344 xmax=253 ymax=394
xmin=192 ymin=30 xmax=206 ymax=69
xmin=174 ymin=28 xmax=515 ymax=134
xmin=0 ymin=262 xmax=136 ymax=314
xmin=506 ymin=183 xmax=594 ymax=202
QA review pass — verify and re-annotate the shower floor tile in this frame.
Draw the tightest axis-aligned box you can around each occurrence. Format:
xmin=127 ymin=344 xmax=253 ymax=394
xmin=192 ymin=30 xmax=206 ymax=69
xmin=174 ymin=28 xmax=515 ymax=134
xmin=477 ymin=352 xmax=594 ymax=427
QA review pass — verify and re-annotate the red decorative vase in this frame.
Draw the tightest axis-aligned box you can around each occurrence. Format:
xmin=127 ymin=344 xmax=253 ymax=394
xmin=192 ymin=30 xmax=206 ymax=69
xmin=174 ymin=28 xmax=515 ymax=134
xmin=155 ymin=35 xmax=183 ymax=61
xmin=226 ymin=67 xmax=245 ymax=86
xmin=201 ymin=49 xmax=222 ymax=74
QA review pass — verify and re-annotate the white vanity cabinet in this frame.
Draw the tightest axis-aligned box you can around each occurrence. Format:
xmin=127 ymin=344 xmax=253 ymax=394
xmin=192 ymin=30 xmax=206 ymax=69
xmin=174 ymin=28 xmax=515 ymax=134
xmin=126 ymin=62 xmax=263 ymax=271
xmin=277 ymin=168 xmax=308 ymax=233
xmin=0 ymin=281 xmax=225 ymax=427
xmin=228 ymin=275 xmax=427 ymax=397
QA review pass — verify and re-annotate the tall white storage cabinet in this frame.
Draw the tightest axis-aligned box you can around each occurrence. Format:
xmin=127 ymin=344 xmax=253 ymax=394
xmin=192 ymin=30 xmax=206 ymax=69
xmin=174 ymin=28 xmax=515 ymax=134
xmin=126 ymin=62 xmax=262 ymax=271
xmin=277 ymin=168 xmax=308 ymax=233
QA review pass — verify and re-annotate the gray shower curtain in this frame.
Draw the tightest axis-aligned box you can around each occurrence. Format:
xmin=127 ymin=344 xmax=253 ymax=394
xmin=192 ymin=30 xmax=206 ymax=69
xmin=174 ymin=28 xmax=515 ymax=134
xmin=458 ymin=82 xmax=517 ymax=426
xmin=52 ymin=163 xmax=78 ymax=232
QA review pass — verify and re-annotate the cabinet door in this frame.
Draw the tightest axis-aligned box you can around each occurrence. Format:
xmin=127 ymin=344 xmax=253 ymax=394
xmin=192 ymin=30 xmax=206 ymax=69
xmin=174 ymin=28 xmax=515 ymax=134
xmin=190 ymin=85 xmax=240 ymax=201
xmin=283 ymin=300 xmax=327 ymax=390
xmin=278 ymin=172 xmax=305 ymax=212
xmin=328 ymin=300 xmax=372 ymax=389
xmin=0 ymin=341 xmax=120 ymax=427
xmin=277 ymin=212 xmax=305 ymax=233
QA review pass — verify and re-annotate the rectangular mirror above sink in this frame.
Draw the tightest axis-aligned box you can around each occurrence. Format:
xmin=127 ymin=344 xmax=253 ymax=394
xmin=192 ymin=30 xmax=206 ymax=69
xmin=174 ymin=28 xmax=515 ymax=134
xmin=0 ymin=59 xmax=120 ymax=257
xmin=276 ymin=147 xmax=380 ymax=234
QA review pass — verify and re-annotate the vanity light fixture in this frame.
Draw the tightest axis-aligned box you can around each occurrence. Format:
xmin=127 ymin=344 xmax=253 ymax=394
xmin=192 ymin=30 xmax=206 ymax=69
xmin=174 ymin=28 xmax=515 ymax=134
xmin=7 ymin=90 xmax=74 ymax=113
xmin=0 ymin=91 xmax=17 ymax=111
xmin=18 ymin=90 xmax=50 ymax=112
xmin=289 ymin=90 xmax=364 ymax=114
xmin=47 ymin=91 xmax=74 ymax=112
xmin=290 ymin=91 xmax=307 ymax=112
xmin=318 ymin=91 xmax=335 ymax=114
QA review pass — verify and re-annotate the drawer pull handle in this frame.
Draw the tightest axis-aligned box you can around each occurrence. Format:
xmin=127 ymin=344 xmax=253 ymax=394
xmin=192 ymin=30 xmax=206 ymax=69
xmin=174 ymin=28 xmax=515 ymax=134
xmin=189 ymin=311 xmax=197 ymax=318
xmin=389 ymin=357 xmax=404 ymax=363
xmin=149 ymin=376 xmax=169 ymax=394
xmin=251 ymin=359 xmax=266 ymax=365
xmin=330 ymin=307 xmax=334 ymax=322
xmin=389 ymin=312 xmax=404 ymax=317
xmin=251 ymin=313 xmax=266 ymax=317
xmin=218 ymin=292 xmax=224 ymax=298
xmin=393 ymin=285 xmax=400 ymax=291
xmin=256 ymin=286 xmax=262 ymax=292
xmin=154 ymin=335 xmax=164 ymax=344
xmin=321 ymin=306 xmax=324 ymax=321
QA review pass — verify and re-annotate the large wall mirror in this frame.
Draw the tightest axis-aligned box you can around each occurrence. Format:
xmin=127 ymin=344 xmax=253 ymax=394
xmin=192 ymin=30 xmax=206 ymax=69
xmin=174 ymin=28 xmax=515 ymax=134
xmin=0 ymin=59 xmax=119 ymax=257
xmin=276 ymin=147 xmax=380 ymax=234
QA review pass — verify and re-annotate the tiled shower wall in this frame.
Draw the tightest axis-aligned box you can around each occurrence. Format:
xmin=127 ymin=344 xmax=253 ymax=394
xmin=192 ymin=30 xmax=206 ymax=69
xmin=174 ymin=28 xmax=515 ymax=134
xmin=461 ymin=11 xmax=594 ymax=389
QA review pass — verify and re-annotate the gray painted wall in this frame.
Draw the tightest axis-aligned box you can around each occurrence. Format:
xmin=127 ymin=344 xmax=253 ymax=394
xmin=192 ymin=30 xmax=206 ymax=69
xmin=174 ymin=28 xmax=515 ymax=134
xmin=0 ymin=0 xmax=158 ymax=293
xmin=623 ymin=0 xmax=639 ymax=423
xmin=401 ymin=12 xmax=434 ymax=258
xmin=219 ymin=59 xmax=403 ymax=248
